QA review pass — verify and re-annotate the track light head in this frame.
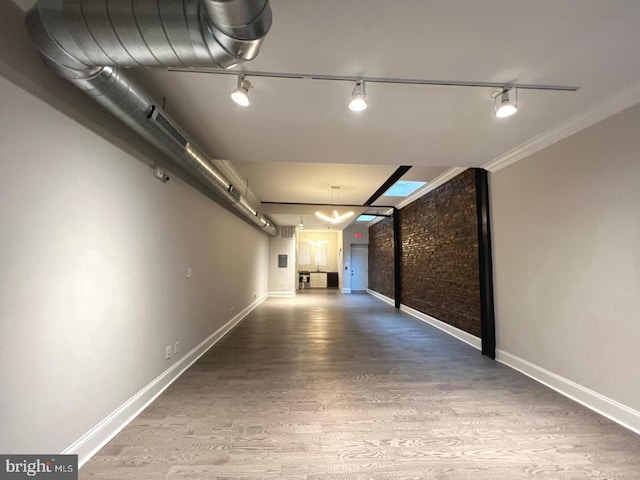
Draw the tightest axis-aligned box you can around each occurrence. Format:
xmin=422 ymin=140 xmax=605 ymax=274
xmin=231 ymin=75 xmax=252 ymax=107
xmin=494 ymin=88 xmax=518 ymax=118
xmin=349 ymin=80 xmax=367 ymax=111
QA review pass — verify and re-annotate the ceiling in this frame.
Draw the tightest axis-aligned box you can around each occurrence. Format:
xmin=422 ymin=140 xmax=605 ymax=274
xmin=15 ymin=0 xmax=640 ymax=230
xmin=228 ymin=162 xmax=448 ymax=229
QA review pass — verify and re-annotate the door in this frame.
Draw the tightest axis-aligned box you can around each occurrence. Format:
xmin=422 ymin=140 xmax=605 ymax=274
xmin=350 ymin=245 xmax=368 ymax=292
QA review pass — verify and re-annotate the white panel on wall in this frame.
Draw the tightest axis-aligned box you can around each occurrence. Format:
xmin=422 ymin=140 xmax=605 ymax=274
xmin=268 ymin=235 xmax=296 ymax=294
xmin=296 ymin=231 xmax=339 ymax=272
xmin=315 ymin=242 xmax=328 ymax=266
xmin=298 ymin=241 xmax=311 ymax=265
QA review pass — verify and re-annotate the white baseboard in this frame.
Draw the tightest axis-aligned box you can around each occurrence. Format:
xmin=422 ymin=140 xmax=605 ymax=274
xmin=342 ymin=288 xmax=352 ymax=293
xmin=399 ymin=304 xmax=481 ymax=350
xmin=366 ymin=289 xmax=640 ymax=434
xmin=268 ymin=291 xmax=296 ymax=297
xmin=366 ymin=290 xmax=481 ymax=350
xmin=64 ymin=293 xmax=268 ymax=468
xmin=496 ymin=349 xmax=640 ymax=435
xmin=367 ymin=289 xmax=394 ymax=306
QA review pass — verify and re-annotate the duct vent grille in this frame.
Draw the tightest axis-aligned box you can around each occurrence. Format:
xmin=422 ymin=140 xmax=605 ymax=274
xmin=149 ymin=107 xmax=188 ymax=148
xmin=228 ymin=185 xmax=242 ymax=202
xmin=280 ymin=226 xmax=296 ymax=238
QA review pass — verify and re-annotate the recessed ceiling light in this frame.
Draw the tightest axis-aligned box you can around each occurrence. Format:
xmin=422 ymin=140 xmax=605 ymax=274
xmin=356 ymin=215 xmax=376 ymax=222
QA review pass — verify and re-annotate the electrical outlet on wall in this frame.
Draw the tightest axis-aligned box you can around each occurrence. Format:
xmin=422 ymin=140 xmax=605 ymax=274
xmin=165 ymin=346 xmax=172 ymax=360
xmin=174 ymin=341 xmax=180 ymax=354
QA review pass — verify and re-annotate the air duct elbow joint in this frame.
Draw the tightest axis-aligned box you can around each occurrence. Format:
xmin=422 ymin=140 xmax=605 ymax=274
xmin=200 ymin=0 xmax=272 ymax=66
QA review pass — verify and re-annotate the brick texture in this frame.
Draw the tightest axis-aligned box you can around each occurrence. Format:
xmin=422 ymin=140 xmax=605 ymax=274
xmin=368 ymin=217 xmax=395 ymax=298
xmin=368 ymin=169 xmax=481 ymax=337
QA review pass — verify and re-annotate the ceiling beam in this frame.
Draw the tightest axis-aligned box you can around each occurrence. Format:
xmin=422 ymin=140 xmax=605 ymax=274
xmin=363 ymin=166 xmax=412 ymax=206
xmin=261 ymin=201 xmax=394 ymax=208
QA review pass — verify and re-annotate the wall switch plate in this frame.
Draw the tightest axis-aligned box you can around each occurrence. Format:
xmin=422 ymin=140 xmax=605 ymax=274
xmin=165 ymin=346 xmax=172 ymax=360
xmin=186 ymin=267 xmax=192 ymax=279
xmin=174 ymin=341 xmax=180 ymax=354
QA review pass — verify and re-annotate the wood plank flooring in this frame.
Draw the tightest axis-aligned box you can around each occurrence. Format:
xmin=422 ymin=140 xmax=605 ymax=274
xmin=81 ymin=291 xmax=640 ymax=479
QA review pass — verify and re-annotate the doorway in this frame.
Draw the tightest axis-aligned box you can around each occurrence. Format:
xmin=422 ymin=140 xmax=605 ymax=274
xmin=350 ymin=244 xmax=368 ymax=292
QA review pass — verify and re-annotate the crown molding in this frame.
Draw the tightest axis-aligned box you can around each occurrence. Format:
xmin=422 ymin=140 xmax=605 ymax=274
xmin=366 ymin=167 xmax=467 ymax=227
xmin=367 ymin=213 xmax=390 ymax=227
xmin=395 ymin=167 xmax=467 ymax=210
xmin=484 ymin=80 xmax=640 ymax=173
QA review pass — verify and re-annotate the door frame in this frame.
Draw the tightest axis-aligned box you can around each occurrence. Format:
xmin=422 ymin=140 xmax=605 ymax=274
xmin=350 ymin=244 xmax=368 ymax=292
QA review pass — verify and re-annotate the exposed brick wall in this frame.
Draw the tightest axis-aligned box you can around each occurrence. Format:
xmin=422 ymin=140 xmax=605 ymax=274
xmin=368 ymin=217 xmax=394 ymax=298
xmin=368 ymin=169 xmax=481 ymax=337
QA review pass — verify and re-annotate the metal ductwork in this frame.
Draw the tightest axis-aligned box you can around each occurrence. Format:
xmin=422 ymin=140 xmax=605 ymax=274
xmin=24 ymin=0 xmax=278 ymax=236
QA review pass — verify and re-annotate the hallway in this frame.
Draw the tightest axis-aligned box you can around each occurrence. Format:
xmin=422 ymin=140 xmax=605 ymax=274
xmin=80 ymin=292 xmax=640 ymax=479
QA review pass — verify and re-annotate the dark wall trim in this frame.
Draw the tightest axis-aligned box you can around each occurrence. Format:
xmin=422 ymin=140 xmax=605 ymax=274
xmin=364 ymin=166 xmax=412 ymax=206
xmin=261 ymin=201 xmax=394 ymax=208
xmin=474 ymin=168 xmax=496 ymax=358
xmin=393 ymin=207 xmax=401 ymax=309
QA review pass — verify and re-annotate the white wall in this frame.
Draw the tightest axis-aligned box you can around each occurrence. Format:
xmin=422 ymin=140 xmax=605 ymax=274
xmin=342 ymin=224 xmax=369 ymax=291
xmin=296 ymin=230 xmax=340 ymax=273
xmin=268 ymin=234 xmax=296 ymax=294
xmin=491 ymin=103 xmax=640 ymax=414
xmin=0 ymin=4 xmax=269 ymax=454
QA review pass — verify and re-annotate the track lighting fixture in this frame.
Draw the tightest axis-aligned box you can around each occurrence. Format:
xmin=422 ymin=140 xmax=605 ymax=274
xmin=298 ymin=217 xmax=304 ymax=230
xmin=349 ymin=80 xmax=367 ymax=111
xmin=182 ymin=68 xmax=577 ymax=116
xmin=231 ymin=75 xmax=252 ymax=107
xmin=493 ymin=88 xmax=518 ymax=118
xmin=315 ymin=210 xmax=355 ymax=224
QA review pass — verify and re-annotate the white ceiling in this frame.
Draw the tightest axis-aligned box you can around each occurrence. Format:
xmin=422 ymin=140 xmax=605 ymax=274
xmin=16 ymin=0 xmax=640 ymax=230
xmin=229 ymin=162 xmax=448 ymax=229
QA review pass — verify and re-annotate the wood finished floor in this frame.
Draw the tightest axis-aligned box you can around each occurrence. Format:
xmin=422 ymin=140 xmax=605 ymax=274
xmin=81 ymin=291 xmax=640 ymax=479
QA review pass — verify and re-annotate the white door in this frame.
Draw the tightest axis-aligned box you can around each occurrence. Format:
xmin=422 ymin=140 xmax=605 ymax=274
xmin=350 ymin=245 xmax=368 ymax=291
